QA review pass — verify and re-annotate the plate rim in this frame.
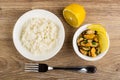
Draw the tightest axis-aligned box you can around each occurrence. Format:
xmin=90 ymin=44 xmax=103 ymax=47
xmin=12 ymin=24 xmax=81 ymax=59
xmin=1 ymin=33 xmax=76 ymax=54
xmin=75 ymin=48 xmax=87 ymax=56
xmin=13 ymin=9 xmax=65 ymax=61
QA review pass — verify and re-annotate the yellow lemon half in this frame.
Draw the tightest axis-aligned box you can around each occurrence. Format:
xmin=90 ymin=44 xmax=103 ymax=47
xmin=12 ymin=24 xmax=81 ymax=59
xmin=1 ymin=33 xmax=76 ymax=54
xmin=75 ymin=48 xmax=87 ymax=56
xmin=87 ymin=24 xmax=106 ymax=35
xmin=87 ymin=24 xmax=109 ymax=52
xmin=63 ymin=4 xmax=86 ymax=28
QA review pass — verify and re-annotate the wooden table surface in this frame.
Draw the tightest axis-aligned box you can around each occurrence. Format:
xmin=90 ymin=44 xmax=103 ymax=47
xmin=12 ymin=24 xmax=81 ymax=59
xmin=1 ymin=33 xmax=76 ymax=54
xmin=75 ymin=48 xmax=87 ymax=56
xmin=0 ymin=0 xmax=120 ymax=80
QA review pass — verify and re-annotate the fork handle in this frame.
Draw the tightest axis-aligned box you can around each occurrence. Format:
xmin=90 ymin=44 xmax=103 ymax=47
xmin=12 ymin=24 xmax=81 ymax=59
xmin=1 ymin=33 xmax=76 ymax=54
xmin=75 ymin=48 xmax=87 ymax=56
xmin=53 ymin=66 xmax=96 ymax=73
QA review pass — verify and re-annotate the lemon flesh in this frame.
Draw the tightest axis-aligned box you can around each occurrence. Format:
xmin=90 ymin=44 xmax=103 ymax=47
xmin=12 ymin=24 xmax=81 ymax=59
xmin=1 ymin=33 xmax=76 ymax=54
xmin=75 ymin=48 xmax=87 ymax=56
xmin=87 ymin=24 xmax=109 ymax=52
xmin=63 ymin=4 xmax=86 ymax=28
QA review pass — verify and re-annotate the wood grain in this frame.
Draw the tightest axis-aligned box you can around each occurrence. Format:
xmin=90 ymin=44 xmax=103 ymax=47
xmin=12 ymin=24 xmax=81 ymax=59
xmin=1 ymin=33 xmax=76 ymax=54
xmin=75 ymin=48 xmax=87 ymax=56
xmin=0 ymin=0 xmax=120 ymax=80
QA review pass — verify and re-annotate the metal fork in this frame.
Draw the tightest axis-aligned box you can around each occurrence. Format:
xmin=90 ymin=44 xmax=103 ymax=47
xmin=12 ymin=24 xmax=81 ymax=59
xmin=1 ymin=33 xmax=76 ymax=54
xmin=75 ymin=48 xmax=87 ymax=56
xmin=25 ymin=63 xmax=97 ymax=73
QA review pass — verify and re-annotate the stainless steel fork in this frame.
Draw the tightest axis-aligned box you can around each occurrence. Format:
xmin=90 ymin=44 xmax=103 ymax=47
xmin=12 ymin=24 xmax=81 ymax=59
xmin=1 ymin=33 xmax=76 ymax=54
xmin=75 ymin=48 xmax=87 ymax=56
xmin=25 ymin=63 xmax=97 ymax=73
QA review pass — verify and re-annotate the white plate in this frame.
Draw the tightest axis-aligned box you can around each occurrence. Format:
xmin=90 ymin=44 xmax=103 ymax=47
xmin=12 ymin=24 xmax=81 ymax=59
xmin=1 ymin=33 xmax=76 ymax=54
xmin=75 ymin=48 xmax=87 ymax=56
xmin=73 ymin=24 xmax=110 ymax=61
xmin=13 ymin=9 xmax=65 ymax=61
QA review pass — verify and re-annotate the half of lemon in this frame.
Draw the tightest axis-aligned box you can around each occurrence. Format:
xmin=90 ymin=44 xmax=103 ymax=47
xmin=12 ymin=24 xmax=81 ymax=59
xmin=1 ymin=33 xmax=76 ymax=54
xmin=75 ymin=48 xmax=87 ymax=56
xmin=87 ymin=24 xmax=109 ymax=52
xmin=63 ymin=4 xmax=86 ymax=28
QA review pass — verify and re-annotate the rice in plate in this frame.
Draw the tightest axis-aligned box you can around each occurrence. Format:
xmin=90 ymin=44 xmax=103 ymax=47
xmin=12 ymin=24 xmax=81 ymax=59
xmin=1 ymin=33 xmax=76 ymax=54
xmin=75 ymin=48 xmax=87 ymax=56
xmin=13 ymin=9 xmax=65 ymax=61
xmin=20 ymin=17 xmax=59 ymax=55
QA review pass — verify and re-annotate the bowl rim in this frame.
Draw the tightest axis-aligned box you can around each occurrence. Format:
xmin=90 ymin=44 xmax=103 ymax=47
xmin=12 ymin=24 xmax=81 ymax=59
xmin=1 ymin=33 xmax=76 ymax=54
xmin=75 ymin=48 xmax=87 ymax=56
xmin=13 ymin=9 xmax=65 ymax=61
xmin=73 ymin=24 xmax=110 ymax=61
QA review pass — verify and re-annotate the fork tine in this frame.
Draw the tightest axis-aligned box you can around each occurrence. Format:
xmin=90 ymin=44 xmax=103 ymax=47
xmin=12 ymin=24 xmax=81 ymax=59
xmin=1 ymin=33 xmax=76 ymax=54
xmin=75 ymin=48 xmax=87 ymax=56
xmin=25 ymin=67 xmax=38 ymax=69
xmin=25 ymin=65 xmax=39 ymax=68
xmin=25 ymin=63 xmax=39 ymax=67
xmin=25 ymin=65 xmax=39 ymax=67
xmin=24 ymin=69 xmax=38 ymax=72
